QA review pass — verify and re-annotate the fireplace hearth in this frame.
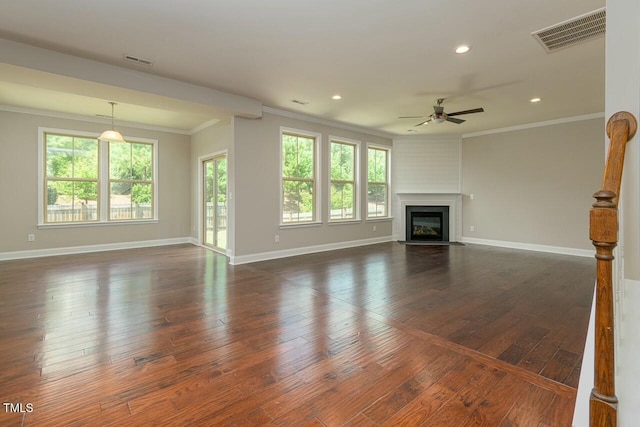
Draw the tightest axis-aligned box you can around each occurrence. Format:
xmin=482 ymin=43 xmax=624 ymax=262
xmin=406 ymin=205 xmax=449 ymax=242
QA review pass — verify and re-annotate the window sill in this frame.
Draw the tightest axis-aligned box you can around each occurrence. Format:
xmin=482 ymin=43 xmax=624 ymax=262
xmin=328 ymin=219 xmax=362 ymax=225
xmin=38 ymin=219 xmax=159 ymax=229
xmin=279 ymin=221 xmax=323 ymax=229
xmin=366 ymin=217 xmax=393 ymax=222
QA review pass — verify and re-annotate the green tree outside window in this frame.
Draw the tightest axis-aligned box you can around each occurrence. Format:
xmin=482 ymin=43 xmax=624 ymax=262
xmin=282 ymin=133 xmax=316 ymax=223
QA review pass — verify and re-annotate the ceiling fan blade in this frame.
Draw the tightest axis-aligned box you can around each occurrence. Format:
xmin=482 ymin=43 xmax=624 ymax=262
xmin=446 ymin=117 xmax=465 ymax=124
xmin=398 ymin=115 xmax=427 ymax=119
xmin=434 ymin=106 xmax=445 ymax=114
xmin=415 ymin=119 xmax=432 ymax=126
xmin=446 ymin=107 xmax=484 ymax=117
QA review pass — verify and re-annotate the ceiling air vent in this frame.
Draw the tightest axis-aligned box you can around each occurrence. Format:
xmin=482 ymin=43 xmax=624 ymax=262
xmin=531 ymin=7 xmax=605 ymax=53
xmin=123 ymin=54 xmax=154 ymax=66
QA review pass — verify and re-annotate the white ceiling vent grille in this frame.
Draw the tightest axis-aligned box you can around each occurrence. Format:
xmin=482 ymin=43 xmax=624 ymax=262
xmin=532 ymin=7 xmax=605 ymax=52
xmin=123 ymin=54 xmax=154 ymax=67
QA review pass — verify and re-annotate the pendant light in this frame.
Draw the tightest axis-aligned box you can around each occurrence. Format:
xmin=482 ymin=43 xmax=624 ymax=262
xmin=99 ymin=102 xmax=125 ymax=142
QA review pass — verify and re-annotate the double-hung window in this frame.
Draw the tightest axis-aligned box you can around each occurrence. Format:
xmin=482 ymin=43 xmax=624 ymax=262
xmin=44 ymin=133 xmax=100 ymax=223
xmin=281 ymin=129 xmax=320 ymax=224
xmin=329 ymin=138 xmax=358 ymax=221
xmin=40 ymin=129 xmax=157 ymax=225
xmin=367 ymin=146 xmax=390 ymax=218
xmin=109 ymin=141 xmax=154 ymax=220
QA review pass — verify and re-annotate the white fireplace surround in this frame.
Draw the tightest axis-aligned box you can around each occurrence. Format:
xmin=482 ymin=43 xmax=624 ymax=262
xmin=394 ymin=193 xmax=463 ymax=242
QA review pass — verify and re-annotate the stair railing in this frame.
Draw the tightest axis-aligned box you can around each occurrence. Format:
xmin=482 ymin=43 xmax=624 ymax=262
xmin=590 ymin=111 xmax=637 ymax=426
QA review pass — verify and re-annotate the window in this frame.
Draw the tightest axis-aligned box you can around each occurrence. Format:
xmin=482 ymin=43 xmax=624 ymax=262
xmin=109 ymin=141 xmax=154 ymax=220
xmin=329 ymin=139 xmax=358 ymax=221
xmin=367 ymin=146 xmax=390 ymax=218
xmin=45 ymin=133 xmax=100 ymax=223
xmin=40 ymin=129 xmax=157 ymax=225
xmin=281 ymin=130 xmax=320 ymax=224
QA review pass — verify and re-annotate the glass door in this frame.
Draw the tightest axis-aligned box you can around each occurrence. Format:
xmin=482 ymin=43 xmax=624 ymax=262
xmin=203 ymin=156 xmax=227 ymax=250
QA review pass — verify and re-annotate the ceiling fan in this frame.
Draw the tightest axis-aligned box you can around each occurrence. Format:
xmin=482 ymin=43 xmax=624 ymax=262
xmin=399 ymin=98 xmax=484 ymax=126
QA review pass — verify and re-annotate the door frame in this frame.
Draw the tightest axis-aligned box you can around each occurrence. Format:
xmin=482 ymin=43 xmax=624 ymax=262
xmin=197 ymin=150 xmax=228 ymax=255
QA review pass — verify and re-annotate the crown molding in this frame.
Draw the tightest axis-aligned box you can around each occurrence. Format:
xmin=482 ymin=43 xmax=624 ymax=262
xmin=262 ymin=106 xmax=395 ymax=140
xmin=393 ymin=134 xmax=462 ymax=142
xmin=0 ymin=104 xmax=192 ymax=135
xmin=462 ymin=112 xmax=605 ymax=138
xmin=189 ymin=118 xmax=223 ymax=135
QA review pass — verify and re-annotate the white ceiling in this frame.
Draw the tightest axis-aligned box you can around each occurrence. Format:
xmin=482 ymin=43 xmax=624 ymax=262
xmin=0 ymin=0 xmax=606 ymax=136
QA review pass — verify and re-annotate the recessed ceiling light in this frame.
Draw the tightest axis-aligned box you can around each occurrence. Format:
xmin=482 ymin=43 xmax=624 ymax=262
xmin=332 ymin=95 xmax=342 ymax=100
xmin=454 ymin=44 xmax=471 ymax=54
xmin=530 ymin=97 xmax=542 ymax=103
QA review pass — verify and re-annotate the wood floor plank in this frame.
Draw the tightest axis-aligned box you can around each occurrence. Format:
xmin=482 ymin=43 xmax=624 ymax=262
xmin=501 ymin=382 xmax=558 ymax=426
xmin=382 ymin=382 xmax=457 ymax=426
xmin=0 ymin=242 xmax=594 ymax=426
xmin=362 ymin=349 xmax=464 ymax=424
xmin=537 ymin=395 xmax=576 ymax=427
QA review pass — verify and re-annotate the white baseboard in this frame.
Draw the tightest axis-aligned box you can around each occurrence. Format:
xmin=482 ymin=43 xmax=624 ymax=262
xmin=460 ymin=237 xmax=594 ymax=258
xmin=0 ymin=237 xmax=192 ymax=261
xmin=229 ymin=236 xmax=393 ymax=265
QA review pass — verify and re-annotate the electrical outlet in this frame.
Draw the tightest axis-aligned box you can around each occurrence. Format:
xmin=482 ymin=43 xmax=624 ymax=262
xmin=470 ymin=193 xmax=475 ymax=200
xmin=27 ymin=234 xmax=35 ymax=242
xmin=373 ymin=225 xmax=377 ymax=232
xmin=275 ymin=234 xmax=279 ymax=243
xmin=470 ymin=225 xmax=475 ymax=232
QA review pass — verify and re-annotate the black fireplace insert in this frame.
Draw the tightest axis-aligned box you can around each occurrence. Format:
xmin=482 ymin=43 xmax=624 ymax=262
xmin=406 ymin=205 xmax=449 ymax=242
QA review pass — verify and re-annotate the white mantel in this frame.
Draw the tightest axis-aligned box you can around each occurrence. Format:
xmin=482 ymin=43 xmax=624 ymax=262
xmin=393 ymin=193 xmax=463 ymax=242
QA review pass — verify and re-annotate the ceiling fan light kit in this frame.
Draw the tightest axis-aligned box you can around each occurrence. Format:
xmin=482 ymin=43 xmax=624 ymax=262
xmin=99 ymin=101 xmax=126 ymax=142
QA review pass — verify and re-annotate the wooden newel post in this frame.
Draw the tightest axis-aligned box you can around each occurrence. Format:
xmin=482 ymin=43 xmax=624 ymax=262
xmin=589 ymin=190 xmax=618 ymax=427
xmin=589 ymin=111 xmax=637 ymax=427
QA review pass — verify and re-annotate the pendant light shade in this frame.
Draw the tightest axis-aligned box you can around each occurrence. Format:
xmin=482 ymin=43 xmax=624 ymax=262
xmin=99 ymin=102 xmax=125 ymax=142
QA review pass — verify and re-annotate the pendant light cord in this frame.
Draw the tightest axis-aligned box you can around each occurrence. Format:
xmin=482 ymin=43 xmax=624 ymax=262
xmin=109 ymin=101 xmax=116 ymax=130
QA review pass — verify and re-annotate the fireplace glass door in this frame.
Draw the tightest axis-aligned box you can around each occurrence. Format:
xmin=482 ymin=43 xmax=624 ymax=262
xmin=411 ymin=212 xmax=443 ymax=241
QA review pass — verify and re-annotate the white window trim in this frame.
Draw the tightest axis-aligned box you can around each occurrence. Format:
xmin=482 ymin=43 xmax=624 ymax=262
xmin=37 ymin=127 xmax=158 ymax=227
xmin=328 ymin=135 xmax=361 ymax=223
xmin=366 ymin=143 xmax=392 ymax=220
xmin=279 ymin=127 xmax=322 ymax=227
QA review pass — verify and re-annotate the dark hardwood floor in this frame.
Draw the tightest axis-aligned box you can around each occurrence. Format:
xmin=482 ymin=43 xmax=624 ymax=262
xmin=0 ymin=242 xmax=595 ymax=426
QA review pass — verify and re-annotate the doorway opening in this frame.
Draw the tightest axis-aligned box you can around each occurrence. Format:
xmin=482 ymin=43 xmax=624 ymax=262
xmin=203 ymin=156 xmax=227 ymax=251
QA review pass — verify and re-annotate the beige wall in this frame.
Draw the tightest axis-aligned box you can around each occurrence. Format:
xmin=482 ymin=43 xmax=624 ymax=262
xmin=190 ymin=121 xmax=233 ymax=248
xmin=1 ymin=108 xmax=607 ymax=259
xmin=462 ymin=118 xmax=603 ymax=251
xmin=232 ymin=112 xmax=393 ymax=257
xmin=0 ymin=110 xmax=191 ymax=254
